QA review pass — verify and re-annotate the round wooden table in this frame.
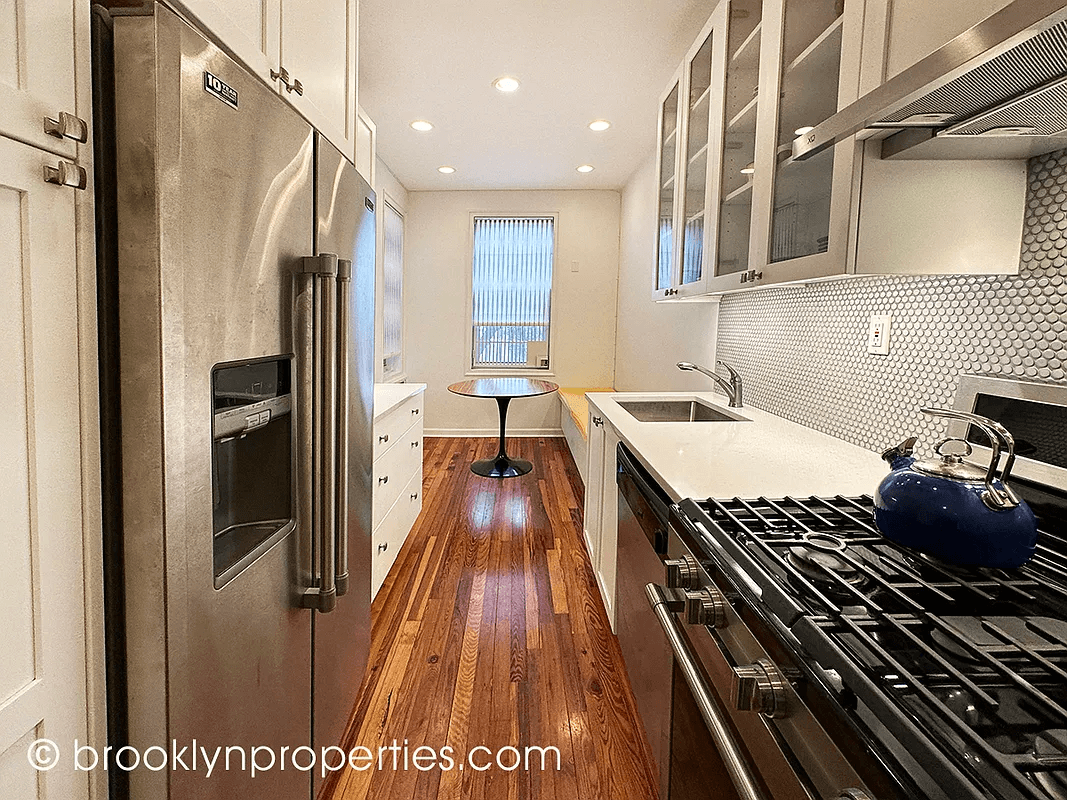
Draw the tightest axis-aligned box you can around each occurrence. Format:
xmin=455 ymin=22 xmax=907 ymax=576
xmin=447 ymin=377 xmax=559 ymax=478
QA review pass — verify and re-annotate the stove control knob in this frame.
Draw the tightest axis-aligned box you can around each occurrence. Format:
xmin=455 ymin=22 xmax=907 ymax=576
xmin=683 ymin=588 xmax=729 ymax=628
xmin=664 ymin=555 xmax=700 ymax=589
xmin=732 ymin=659 xmax=789 ymax=718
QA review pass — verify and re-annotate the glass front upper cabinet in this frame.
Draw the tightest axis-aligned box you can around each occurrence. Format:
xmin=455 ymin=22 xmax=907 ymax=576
xmin=654 ymin=76 xmax=682 ymax=298
xmin=653 ymin=3 xmax=729 ymax=300
xmin=748 ymin=0 xmax=861 ymax=283
xmin=715 ymin=0 xmax=763 ymax=282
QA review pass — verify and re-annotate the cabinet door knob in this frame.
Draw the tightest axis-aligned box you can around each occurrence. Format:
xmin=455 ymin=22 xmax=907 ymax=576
xmin=44 ymin=111 xmax=88 ymax=143
xmin=379 ymin=434 xmax=389 ymax=443
xmin=592 ymin=416 xmax=603 ymax=427
xmin=410 ymin=492 xmax=419 ymax=501
xmin=43 ymin=161 xmax=87 ymax=190
xmin=377 ymin=542 xmax=388 ymax=553
xmin=378 ymin=475 xmax=389 ymax=485
xmin=411 ymin=440 xmax=420 ymax=448
xmin=412 ymin=408 xmax=420 ymax=416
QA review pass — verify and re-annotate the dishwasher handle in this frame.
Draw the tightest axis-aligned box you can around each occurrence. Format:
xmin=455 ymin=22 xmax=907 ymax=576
xmin=646 ymin=583 xmax=770 ymax=800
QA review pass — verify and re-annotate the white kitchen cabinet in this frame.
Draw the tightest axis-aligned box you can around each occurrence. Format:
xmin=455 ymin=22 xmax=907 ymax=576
xmin=653 ymin=2 xmax=729 ymax=300
xmin=173 ymin=0 xmax=357 ymax=161
xmin=355 ymin=105 xmax=376 ymax=185
xmin=583 ymin=400 xmax=621 ymax=631
xmin=280 ymin=0 xmax=357 ymax=159
xmin=371 ymin=385 xmax=425 ymax=599
xmin=0 ymin=0 xmax=83 ymax=157
xmin=874 ymin=0 xmax=1013 ymax=86
xmin=0 ymin=135 xmax=91 ymax=800
xmin=655 ymin=0 xmax=1024 ymax=298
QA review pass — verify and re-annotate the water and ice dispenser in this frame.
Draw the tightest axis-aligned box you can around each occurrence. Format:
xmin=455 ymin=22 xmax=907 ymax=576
xmin=211 ymin=357 xmax=293 ymax=587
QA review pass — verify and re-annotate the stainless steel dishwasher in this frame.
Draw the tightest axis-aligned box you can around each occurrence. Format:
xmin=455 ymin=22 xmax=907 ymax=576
xmin=616 ymin=442 xmax=674 ymax=798
xmin=616 ymin=443 xmax=743 ymax=800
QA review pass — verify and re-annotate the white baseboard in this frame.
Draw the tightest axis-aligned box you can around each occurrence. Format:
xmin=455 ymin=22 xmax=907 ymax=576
xmin=594 ymin=569 xmax=615 ymax=634
xmin=425 ymin=427 xmax=565 ymax=438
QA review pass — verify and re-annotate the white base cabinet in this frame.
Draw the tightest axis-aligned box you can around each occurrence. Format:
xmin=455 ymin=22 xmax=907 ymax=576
xmin=583 ymin=399 xmax=621 ymax=631
xmin=371 ymin=384 xmax=425 ymax=599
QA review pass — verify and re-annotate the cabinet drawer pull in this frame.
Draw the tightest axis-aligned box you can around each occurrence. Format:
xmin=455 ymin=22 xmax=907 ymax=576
xmin=44 ymin=111 xmax=88 ymax=143
xmin=411 ymin=440 xmax=420 ymax=448
xmin=378 ymin=475 xmax=389 ymax=485
xmin=43 ymin=161 xmax=87 ymax=190
xmin=377 ymin=542 xmax=388 ymax=553
xmin=411 ymin=407 xmax=420 ymax=416
xmin=270 ymin=67 xmax=304 ymax=96
xmin=379 ymin=434 xmax=390 ymax=443
xmin=410 ymin=492 xmax=419 ymax=501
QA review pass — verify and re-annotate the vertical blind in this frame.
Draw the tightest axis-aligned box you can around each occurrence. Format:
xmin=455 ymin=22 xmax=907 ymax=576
xmin=382 ymin=201 xmax=404 ymax=377
xmin=471 ymin=216 xmax=554 ymax=368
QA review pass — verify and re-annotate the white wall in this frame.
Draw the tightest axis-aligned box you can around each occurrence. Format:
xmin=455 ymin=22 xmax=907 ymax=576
xmin=405 ymin=189 xmax=621 ymax=435
xmin=374 ymin=157 xmax=409 ymax=383
xmin=614 ymin=152 xmax=719 ymax=392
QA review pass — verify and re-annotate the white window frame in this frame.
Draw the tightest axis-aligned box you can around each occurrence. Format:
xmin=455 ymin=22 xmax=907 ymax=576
xmin=464 ymin=212 xmax=559 ymax=377
xmin=380 ymin=193 xmax=406 ymax=383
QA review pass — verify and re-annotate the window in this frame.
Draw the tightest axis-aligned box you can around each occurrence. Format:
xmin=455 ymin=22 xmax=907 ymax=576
xmin=470 ymin=216 xmax=555 ymax=370
xmin=382 ymin=200 xmax=404 ymax=379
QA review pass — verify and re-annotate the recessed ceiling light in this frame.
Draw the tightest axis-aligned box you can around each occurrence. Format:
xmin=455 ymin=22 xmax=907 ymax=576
xmin=493 ymin=76 xmax=520 ymax=92
xmin=437 ymin=165 xmax=456 ymax=174
xmin=410 ymin=120 xmax=434 ymax=132
xmin=794 ymin=125 xmax=815 ymax=136
xmin=589 ymin=120 xmax=611 ymax=132
xmin=576 ymin=164 xmax=595 ymax=173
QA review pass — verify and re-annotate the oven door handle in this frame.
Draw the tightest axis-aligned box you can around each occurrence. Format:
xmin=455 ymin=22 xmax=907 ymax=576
xmin=646 ymin=583 xmax=769 ymax=800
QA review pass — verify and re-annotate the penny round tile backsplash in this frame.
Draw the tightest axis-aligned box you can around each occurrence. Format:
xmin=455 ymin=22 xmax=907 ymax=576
xmin=716 ymin=149 xmax=1067 ymax=457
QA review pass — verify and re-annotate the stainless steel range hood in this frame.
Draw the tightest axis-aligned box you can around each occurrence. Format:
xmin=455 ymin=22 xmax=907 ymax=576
xmin=794 ymin=0 xmax=1067 ymax=161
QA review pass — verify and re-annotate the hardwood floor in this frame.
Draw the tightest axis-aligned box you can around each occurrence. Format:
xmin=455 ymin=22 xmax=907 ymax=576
xmin=326 ymin=437 xmax=658 ymax=800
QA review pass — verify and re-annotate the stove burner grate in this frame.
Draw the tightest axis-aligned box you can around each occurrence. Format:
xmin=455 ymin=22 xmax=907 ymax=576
xmin=681 ymin=493 xmax=1067 ymax=800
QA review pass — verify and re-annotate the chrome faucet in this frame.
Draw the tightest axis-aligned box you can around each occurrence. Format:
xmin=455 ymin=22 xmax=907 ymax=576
xmin=677 ymin=360 xmax=743 ymax=408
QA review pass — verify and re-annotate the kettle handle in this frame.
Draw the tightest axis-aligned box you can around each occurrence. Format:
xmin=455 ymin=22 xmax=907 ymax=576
xmin=921 ymin=407 xmax=1020 ymax=509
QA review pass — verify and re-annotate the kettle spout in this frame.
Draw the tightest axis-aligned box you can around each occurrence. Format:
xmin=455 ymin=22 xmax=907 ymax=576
xmin=881 ymin=436 xmax=918 ymax=465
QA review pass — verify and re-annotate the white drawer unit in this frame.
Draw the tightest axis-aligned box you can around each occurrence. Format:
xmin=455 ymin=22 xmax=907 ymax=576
xmin=371 ymin=468 xmax=422 ymax=595
xmin=371 ymin=383 xmax=426 ymax=599
xmin=373 ymin=389 xmax=424 ymax=461
xmin=372 ymin=419 xmax=423 ymax=528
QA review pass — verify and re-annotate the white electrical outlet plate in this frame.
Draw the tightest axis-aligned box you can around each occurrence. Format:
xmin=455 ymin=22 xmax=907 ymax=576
xmin=867 ymin=314 xmax=892 ymax=355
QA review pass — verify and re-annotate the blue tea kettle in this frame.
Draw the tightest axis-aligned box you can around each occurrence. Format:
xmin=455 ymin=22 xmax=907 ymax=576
xmin=874 ymin=407 xmax=1038 ymax=569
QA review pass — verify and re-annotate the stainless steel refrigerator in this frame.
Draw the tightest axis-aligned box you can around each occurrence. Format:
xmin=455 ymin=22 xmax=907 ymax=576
xmin=94 ymin=4 xmax=373 ymax=798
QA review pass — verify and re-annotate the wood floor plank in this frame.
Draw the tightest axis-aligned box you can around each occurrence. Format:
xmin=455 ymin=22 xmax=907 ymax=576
xmin=327 ymin=437 xmax=658 ymax=800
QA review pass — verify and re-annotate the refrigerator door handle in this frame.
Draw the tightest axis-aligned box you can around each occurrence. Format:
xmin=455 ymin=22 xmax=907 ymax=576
xmin=334 ymin=258 xmax=351 ymax=597
xmin=298 ymin=253 xmax=339 ymax=613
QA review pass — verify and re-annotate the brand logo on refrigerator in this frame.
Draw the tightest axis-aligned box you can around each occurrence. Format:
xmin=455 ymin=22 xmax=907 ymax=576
xmin=203 ymin=71 xmax=238 ymax=109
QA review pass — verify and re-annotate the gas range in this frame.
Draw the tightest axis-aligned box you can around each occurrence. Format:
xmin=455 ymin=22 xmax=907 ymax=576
xmin=673 ymin=489 xmax=1067 ymax=800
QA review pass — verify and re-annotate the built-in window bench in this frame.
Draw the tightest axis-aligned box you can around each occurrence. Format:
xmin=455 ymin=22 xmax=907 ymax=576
xmin=558 ymin=387 xmax=612 ymax=486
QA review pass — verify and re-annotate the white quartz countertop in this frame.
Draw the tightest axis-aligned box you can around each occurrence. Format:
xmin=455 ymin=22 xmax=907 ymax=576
xmin=374 ymin=382 xmax=426 ymax=420
xmin=587 ymin=391 xmax=888 ymax=503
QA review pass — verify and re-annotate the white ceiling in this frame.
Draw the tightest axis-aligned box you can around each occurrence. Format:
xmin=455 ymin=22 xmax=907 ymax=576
xmin=358 ymin=0 xmax=715 ymax=192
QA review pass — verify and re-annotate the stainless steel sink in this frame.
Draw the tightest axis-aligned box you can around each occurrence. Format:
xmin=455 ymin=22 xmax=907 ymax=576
xmin=616 ymin=399 xmax=748 ymax=423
